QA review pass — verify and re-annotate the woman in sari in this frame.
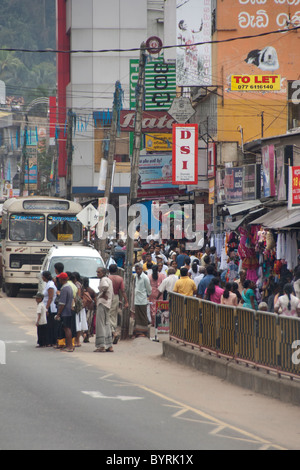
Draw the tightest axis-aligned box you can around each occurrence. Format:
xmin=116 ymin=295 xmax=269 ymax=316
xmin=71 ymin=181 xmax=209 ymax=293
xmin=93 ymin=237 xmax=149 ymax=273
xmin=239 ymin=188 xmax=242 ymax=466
xmin=148 ymin=264 xmax=166 ymax=326
xmin=241 ymin=280 xmax=258 ymax=310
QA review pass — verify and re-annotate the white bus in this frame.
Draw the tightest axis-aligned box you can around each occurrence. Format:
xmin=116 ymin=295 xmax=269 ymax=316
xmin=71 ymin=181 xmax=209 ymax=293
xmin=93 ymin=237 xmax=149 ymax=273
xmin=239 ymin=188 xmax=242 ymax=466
xmin=1 ymin=196 xmax=84 ymax=297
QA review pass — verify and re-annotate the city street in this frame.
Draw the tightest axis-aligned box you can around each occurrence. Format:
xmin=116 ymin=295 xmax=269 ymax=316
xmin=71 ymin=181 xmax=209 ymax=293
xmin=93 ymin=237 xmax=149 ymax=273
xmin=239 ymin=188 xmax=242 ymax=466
xmin=0 ymin=290 xmax=300 ymax=451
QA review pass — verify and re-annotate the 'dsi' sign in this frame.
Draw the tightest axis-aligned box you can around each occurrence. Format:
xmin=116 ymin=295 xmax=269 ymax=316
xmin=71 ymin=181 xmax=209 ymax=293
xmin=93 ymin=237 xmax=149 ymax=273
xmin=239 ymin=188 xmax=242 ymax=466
xmin=172 ymin=124 xmax=198 ymax=185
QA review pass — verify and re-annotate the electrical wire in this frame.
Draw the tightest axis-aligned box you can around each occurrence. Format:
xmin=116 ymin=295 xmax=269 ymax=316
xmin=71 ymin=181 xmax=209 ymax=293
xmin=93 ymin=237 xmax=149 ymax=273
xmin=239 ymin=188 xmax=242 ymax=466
xmin=0 ymin=25 xmax=299 ymax=54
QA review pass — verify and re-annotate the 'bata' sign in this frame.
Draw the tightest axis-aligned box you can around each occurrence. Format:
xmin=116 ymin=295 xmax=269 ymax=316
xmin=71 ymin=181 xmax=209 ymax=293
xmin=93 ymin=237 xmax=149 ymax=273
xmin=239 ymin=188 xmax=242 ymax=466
xmin=172 ymin=124 xmax=198 ymax=185
xmin=120 ymin=110 xmax=175 ymax=133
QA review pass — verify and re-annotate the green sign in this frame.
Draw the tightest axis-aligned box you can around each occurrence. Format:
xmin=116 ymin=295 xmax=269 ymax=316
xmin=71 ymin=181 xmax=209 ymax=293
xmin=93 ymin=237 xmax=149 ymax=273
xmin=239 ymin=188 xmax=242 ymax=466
xmin=130 ymin=57 xmax=176 ymax=110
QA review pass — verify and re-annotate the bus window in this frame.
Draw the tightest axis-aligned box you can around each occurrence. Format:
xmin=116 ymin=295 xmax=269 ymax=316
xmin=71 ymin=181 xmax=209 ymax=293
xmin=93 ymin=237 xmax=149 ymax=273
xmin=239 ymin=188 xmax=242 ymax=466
xmin=47 ymin=216 xmax=82 ymax=243
xmin=9 ymin=215 xmax=45 ymax=241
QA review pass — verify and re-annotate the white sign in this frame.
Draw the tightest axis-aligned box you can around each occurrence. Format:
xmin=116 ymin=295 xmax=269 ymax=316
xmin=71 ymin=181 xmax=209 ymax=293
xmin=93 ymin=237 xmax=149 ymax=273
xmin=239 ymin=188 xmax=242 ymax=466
xmin=168 ymin=97 xmax=195 ymax=123
xmin=76 ymin=204 xmax=99 ymax=228
xmin=172 ymin=124 xmax=198 ymax=185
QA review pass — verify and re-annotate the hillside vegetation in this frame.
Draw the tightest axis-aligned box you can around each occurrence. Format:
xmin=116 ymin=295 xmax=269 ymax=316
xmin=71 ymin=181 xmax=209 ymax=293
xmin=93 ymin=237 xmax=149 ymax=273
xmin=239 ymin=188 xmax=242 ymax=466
xmin=0 ymin=0 xmax=56 ymax=103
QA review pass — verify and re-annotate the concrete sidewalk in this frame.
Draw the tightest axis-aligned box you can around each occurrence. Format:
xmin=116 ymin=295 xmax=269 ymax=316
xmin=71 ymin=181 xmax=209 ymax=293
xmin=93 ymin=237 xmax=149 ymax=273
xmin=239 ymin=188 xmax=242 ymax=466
xmin=80 ymin=327 xmax=300 ymax=407
xmin=162 ymin=338 xmax=300 ymax=407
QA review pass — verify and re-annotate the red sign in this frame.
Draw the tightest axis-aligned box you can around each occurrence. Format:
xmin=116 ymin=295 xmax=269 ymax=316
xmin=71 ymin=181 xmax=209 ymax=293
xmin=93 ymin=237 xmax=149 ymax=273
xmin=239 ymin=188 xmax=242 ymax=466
xmin=120 ymin=110 xmax=175 ymax=133
xmin=172 ymin=124 xmax=198 ymax=185
xmin=292 ymin=166 xmax=300 ymax=206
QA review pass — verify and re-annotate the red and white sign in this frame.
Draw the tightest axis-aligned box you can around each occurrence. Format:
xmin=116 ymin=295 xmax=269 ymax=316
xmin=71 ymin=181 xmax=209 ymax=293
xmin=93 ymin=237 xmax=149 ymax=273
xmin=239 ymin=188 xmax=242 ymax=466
xmin=289 ymin=166 xmax=300 ymax=209
xmin=120 ymin=110 xmax=175 ymax=133
xmin=172 ymin=124 xmax=198 ymax=185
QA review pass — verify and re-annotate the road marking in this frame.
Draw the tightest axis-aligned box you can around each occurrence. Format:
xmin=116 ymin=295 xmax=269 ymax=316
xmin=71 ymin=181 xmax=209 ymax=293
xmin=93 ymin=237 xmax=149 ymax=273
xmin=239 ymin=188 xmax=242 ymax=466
xmin=82 ymin=391 xmax=144 ymax=401
xmin=4 ymin=298 xmax=30 ymax=321
xmin=4 ymin=341 xmax=27 ymax=344
xmin=137 ymin=385 xmax=287 ymax=450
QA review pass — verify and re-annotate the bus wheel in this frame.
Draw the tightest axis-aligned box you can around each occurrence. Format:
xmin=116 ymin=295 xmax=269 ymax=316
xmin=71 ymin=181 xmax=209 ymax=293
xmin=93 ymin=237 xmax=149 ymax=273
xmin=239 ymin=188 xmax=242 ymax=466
xmin=5 ymin=283 xmax=19 ymax=297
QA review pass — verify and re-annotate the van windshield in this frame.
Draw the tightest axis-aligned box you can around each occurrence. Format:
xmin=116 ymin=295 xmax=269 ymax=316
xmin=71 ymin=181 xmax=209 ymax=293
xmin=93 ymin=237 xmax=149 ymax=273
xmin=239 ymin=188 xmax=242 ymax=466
xmin=49 ymin=256 xmax=104 ymax=278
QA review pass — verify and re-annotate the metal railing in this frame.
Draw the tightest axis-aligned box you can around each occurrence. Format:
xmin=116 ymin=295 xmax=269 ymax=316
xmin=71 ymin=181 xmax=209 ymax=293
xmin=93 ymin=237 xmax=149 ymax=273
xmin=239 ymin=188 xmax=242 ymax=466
xmin=169 ymin=293 xmax=300 ymax=379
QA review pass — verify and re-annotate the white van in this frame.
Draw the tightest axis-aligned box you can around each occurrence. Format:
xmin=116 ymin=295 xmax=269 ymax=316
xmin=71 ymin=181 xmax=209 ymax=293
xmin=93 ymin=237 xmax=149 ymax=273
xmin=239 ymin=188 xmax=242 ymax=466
xmin=38 ymin=245 xmax=105 ymax=293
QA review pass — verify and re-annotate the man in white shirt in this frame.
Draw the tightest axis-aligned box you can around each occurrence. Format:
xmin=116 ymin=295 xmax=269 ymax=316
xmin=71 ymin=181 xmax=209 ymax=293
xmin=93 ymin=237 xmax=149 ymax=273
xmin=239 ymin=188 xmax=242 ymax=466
xmin=134 ymin=264 xmax=152 ymax=338
xmin=157 ymin=267 xmax=178 ymax=300
xmin=94 ymin=267 xmax=114 ymax=352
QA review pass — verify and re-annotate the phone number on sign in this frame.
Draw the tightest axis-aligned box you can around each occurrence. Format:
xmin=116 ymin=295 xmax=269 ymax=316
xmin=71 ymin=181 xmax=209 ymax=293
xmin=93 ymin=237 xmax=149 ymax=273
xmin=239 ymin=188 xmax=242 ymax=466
xmin=235 ymin=84 xmax=275 ymax=90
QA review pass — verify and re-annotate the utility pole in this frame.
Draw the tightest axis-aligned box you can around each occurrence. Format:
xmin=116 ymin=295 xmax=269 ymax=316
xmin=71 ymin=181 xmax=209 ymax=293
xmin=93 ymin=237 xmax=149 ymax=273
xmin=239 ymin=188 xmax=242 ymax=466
xmin=122 ymin=42 xmax=147 ymax=340
xmin=19 ymin=114 xmax=28 ymax=197
xmin=66 ymin=109 xmax=73 ymax=200
xmin=99 ymin=81 xmax=123 ymax=256
xmin=261 ymin=111 xmax=264 ymax=138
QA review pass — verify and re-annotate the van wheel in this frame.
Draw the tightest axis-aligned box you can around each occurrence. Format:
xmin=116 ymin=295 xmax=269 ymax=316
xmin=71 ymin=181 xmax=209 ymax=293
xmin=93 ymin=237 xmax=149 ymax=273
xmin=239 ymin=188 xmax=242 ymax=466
xmin=5 ymin=283 xmax=19 ymax=297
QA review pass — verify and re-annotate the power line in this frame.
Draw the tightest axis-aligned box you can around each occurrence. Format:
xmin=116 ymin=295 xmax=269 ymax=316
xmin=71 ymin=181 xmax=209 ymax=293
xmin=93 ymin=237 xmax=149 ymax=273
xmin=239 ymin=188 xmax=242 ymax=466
xmin=0 ymin=25 xmax=299 ymax=54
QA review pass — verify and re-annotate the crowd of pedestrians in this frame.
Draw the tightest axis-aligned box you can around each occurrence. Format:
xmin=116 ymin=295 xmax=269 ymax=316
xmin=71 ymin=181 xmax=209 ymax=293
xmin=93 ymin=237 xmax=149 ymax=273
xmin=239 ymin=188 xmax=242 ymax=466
xmin=35 ymin=262 xmax=127 ymax=352
xmin=118 ymin=236 xmax=300 ymax=334
xmin=35 ymin=235 xmax=300 ymax=349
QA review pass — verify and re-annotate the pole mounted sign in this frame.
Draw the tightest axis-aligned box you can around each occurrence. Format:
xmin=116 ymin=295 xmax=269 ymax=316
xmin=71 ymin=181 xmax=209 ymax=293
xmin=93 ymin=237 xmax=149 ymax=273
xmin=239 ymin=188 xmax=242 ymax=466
xmin=168 ymin=96 xmax=195 ymax=123
xmin=172 ymin=123 xmax=198 ymax=185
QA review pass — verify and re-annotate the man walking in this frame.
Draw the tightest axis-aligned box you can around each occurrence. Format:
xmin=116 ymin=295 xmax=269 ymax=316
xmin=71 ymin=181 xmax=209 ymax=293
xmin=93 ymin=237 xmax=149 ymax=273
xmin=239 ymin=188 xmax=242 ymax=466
xmin=133 ymin=264 xmax=152 ymax=338
xmin=55 ymin=272 xmax=74 ymax=352
xmin=108 ymin=264 xmax=129 ymax=344
xmin=94 ymin=267 xmax=114 ymax=353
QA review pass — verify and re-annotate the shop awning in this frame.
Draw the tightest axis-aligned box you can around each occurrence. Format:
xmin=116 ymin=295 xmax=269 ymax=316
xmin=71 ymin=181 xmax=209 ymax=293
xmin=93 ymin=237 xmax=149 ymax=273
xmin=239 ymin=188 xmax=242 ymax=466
xmin=250 ymin=206 xmax=287 ymax=227
xmin=249 ymin=206 xmax=300 ymax=229
xmin=271 ymin=209 xmax=300 ymax=229
xmin=226 ymin=200 xmax=262 ymax=216
xmin=225 ymin=207 xmax=266 ymax=231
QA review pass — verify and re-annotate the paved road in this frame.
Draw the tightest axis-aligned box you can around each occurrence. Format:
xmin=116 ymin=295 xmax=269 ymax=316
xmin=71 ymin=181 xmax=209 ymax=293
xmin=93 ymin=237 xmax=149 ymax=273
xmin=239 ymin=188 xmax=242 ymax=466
xmin=0 ymin=290 xmax=298 ymax=451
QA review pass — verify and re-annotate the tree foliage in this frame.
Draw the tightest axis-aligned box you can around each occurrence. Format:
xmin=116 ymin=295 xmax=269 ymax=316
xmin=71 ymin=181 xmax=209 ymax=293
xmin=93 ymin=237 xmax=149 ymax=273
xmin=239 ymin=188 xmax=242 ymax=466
xmin=0 ymin=0 xmax=56 ymax=102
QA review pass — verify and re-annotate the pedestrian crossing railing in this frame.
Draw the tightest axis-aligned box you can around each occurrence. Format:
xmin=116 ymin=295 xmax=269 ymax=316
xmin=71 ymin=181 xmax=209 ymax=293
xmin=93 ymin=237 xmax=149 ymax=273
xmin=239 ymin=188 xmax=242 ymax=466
xmin=169 ymin=293 xmax=300 ymax=379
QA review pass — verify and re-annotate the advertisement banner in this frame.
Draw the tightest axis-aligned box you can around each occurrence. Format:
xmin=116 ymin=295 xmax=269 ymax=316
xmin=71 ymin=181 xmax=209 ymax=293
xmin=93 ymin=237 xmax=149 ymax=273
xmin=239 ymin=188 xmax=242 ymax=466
xmin=145 ymin=133 xmax=173 ymax=152
xmin=155 ymin=300 xmax=169 ymax=332
xmin=216 ymin=169 xmax=226 ymax=204
xmin=139 ymin=154 xmax=177 ymax=191
xmin=231 ymin=75 xmax=281 ymax=92
xmin=172 ymin=124 xmax=198 ymax=185
xmin=243 ymin=164 xmax=257 ymax=201
xmin=262 ymin=145 xmax=276 ymax=197
xmin=224 ymin=167 xmax=243 ymax=203
xmin=176 ymin=0 xmax=212 ymax=87
xmin=276 ymin=146 xmax=287 ymax=201
xmin=289 ymin=166 xmax=300 ymax=209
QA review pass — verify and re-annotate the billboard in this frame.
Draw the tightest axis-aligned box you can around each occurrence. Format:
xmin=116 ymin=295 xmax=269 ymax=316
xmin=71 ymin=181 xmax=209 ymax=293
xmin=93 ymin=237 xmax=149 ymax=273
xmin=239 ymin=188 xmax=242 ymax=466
xmin=216 ymin=2 xmax=300 ymax=142
xmin=176 ymin=0 xmax=212 ymax=86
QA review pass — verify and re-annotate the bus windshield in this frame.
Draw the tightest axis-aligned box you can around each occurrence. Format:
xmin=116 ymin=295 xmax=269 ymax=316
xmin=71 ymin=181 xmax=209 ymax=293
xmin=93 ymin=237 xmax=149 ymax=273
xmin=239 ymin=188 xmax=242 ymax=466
xmin=9 ymin=215 xmax=45 ymax=241
xmin=47 ymin=216 xmax=82 ymax=243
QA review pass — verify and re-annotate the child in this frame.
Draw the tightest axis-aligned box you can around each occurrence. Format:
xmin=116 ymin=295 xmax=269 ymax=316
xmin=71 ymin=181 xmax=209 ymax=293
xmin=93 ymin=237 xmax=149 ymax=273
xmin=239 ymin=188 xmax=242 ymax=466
xmin=35 ymin=293 xmax=48 ymax=348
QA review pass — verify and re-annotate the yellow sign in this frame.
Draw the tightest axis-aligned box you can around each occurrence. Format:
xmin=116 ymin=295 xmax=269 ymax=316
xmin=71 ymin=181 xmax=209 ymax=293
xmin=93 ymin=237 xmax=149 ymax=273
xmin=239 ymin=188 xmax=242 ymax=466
xmin=145 ymin=134 xmax=173 ymax=152
xmin=231 ymin=75 xmax=281 ymax=91
xmin=209 ymin=179 xmax=215 ymax=205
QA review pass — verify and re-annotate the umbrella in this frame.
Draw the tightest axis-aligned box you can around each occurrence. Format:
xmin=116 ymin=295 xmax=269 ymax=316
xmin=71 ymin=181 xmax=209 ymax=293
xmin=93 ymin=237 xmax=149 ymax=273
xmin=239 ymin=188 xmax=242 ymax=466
xmin=162 ymin=210 xmax=189 ymax=219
